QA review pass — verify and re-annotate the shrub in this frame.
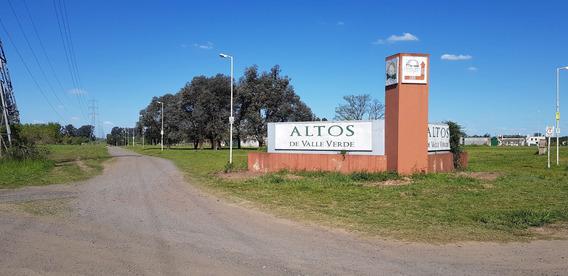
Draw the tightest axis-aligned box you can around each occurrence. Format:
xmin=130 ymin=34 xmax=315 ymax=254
xmin=444 ymin=121 xmax=465 ymax=169
xmin=1 ymin=124 xmax=49 ymax=161
xmin=4 ymin=144 xmax=49 ymax=160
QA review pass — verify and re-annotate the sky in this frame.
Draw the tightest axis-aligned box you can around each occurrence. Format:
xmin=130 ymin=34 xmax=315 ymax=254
xmin=1 ymin=0 xmax=568 ymax=137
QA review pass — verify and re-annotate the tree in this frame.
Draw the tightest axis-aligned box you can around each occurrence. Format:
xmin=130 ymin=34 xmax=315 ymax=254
xmin=62 ymin=124 xmax=78 ymax=137
xmin=137 ymin=64 xmax=315 ymax=149
xmin=368 ymin=99 xmax=385 ymax=120
xmin=19 ymin=123 xmax=62 ymax=144
xmin=238 ymin=65 xmax=315 ymax=147
xmin=76 ymin=125 xmax=94 ymax=141
xmin=179 ymin=79 xmax=207 ymax=149
xmin=234 ymin=66 xmax=260 ymax=148
xmin=334 ymin=94 xmax=385 ymax=121
xmin=445 ymin=121 xmax=465 ymax=169
xmin=334 ymin=94 xmax=371 ymax=120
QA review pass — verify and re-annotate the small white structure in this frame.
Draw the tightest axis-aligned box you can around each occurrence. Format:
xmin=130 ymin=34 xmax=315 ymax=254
xmin=462 ymin=137 xmax=491 ymax=146
xmin=498 ymin=137 xmax=526 ymax=146
xmin=526 ymin=136 xmax=546 ymax=146
xmin=240 ymin=139 xmax=260 ymax=148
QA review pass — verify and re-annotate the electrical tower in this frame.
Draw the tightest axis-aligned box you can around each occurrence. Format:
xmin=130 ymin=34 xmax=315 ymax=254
xmin=88 ymin=99 xmax=98 ymax=140
xmin=0 ymin=38 xmax=20 ymax=153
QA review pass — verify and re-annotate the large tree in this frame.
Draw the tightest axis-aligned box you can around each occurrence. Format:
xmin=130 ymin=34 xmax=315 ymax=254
xmin=238 ymin=65 xmax=315 ymax=147
xmin=76 ymin=125 xmax=95 ymax=140
xmin=334 ymin=94 xmax=384 ymax=121
xmin=178 ymin=75 xmax=231 ymax=149
xmin=139 ymin=94 xmax=184 ymax=147
xmin=368 ymin=99 xmax=385 ymax=120
xmin=334 ymin=94 xmax=371 ymax=120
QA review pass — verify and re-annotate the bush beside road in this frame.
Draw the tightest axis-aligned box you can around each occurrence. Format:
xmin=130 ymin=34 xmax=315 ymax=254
xmin=130 ymin=146 xmax=568 ymax=242
xmin=0 ymin=144 xmax=110 ymax=189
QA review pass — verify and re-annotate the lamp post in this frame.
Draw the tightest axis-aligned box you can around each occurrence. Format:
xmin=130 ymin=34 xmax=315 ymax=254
xmin=139 ymin=115 xmax=144 ymax=148
xmin=157 ymin=101 xmax=164 ymax=151
xmin=219 ymin=53 xmax=234 ymax=164
xmin=556 ymin=66 xmax=568 ymax=165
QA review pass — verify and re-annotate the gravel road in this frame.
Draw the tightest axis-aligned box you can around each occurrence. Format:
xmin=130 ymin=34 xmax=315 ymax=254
xmin=0 ymin=147 xmax=566 ymax=275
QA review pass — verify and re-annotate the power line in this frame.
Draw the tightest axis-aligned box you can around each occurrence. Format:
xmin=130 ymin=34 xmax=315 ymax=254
xmin=6 ymin=0 xmax=67 ymax=110
xmin=0 ymin=19 xmax=64 ymax=121
xmin=59 ymin=0 xmax=90 ymax=111
xmin=21 ymin=0 xmax=85 ymax=118
xmin=53 ymin=0 xmax=89 ymax=122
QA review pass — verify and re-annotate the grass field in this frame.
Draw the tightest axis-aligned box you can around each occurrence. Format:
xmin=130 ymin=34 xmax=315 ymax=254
xmin=130 ymin=145 xmax=568 ymax=242
xmin=0 ymin=144 xmax=110 ymax=189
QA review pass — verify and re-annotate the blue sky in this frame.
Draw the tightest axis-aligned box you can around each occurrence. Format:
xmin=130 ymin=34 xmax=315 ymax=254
xmin=1 ymin=0 xmax=568 ymax=137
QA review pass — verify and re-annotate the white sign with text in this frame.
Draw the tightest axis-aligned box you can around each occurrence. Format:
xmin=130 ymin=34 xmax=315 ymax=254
xmin=268 ymin=120 xmax=449 ymax=155
xmin=428 ymin=123 xmax=451 ymax=151
xmin=274 ymin=121 xmax=374 ymax=152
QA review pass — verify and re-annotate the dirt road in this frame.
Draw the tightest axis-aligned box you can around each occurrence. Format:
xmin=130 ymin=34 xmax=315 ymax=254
xmin=1 ymin=147 xmax=566 ymax=275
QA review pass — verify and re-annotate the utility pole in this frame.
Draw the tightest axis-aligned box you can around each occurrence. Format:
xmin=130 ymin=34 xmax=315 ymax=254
xmin=0 ymin=38 xmax=19 ymax=153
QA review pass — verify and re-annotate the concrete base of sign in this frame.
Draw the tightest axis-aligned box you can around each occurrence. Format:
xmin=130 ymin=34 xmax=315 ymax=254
xmin=427 ymin=151 xmax=469 ymax=173
xmin=248 ymin=152 xmax=387 ymax=174
xmin=248 ymin=152 xmax=468 ymax=174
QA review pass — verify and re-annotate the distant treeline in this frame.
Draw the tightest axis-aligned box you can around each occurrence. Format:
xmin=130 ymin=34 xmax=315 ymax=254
xmin=108 ymin=65 xmax=316 ymax=149
xmin=12 ymin=123 xmax=95 ymax=145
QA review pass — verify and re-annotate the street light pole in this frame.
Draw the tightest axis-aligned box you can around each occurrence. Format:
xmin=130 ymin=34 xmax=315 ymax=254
xmin=140 ymin=115 xmax=144 ymax=148
xmin=157 ymin=101 xmax=164 ymax=151
xmin=557 ymin=66 xmax=568 ymax=165
xmin=220 ymin=53 xmax=234 ymax=164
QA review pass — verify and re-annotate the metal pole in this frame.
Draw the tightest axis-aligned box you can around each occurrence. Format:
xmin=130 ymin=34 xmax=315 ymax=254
xmin=132 ymin=128 xmax=135 ymax=147
xmin=557 ymin=68 xmax=560 ymax=165
xmin=161 ymin=102 xmax=164 ymax=151
xmin=229 ymin=56 xmax=234 ymax=164
xmin=548 ymin=135 xmax=551 ymax=169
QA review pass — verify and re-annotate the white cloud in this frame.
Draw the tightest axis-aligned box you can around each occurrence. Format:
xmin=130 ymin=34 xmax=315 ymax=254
xmin=32 ymin=120 xmax=44 ymax=124
xmin=373 ymin=32 xmax=419 ymax=45
xmin=103 ymin=121 xmax=114 ymax=125
xmin=336 ymin=21 xmax=345 ymax=26
xmin=193 ymin=41 xmax=214 ymax=50
xmin=71 ymin=116 xmax=80 ymax=121
xmin=68 ymin=88 xmax=87 ymax=95
xmin=441 ymin=54 xmax=472 ymax=61
xmin=467 ymin=66 xmax=478 ymax=71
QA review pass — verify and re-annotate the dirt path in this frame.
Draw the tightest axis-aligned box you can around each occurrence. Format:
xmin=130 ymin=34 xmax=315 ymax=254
xmin=0 ymin=147 xmax=566 ymax=275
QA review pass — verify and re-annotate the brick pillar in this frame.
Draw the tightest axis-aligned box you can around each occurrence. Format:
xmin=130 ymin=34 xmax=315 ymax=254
xmin=385 ymin=53 xmax=429 ymax=174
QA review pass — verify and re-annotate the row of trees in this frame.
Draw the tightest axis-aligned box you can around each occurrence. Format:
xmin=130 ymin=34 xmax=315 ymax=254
xmin=0 ymin=123 xmax=95 ymax=160
xmin=17 ymin=123 xmax=94 ymax=145
xmin=106 ymin=127 xmax=135 ymax=146
xmin=129 ymin=65 xmax=315 ymax=149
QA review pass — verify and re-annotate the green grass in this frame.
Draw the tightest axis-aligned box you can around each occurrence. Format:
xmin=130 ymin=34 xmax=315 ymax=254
xmin=130 ymin=145 xmax=568 ymax=242
xmin=0 ymin=144 xmax=110 ymax=189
